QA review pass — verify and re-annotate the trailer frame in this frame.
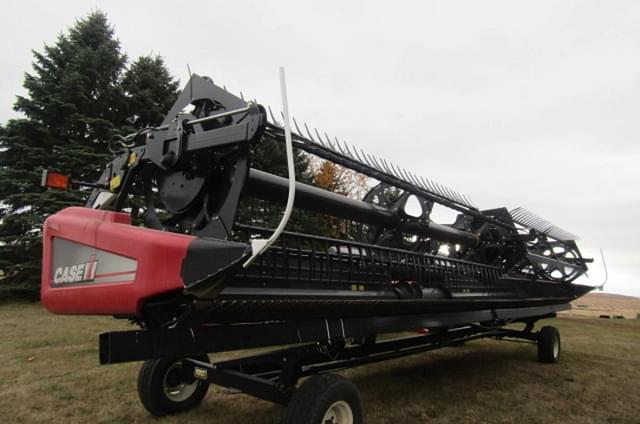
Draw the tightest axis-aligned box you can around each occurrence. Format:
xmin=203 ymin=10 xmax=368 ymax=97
xmin=100 ymin=304 xmax=566 ymax=421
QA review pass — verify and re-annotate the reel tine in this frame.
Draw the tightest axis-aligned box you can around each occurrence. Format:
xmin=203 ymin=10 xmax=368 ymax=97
xmin=364 ymin=153 xmax=376 ymax=169
xmin=326 ymin=133 xmax=339 ymax=151
xmin=426 ymin=178 xmax=439 ymax=194
xmin=401 ymin=168 xmax=415 ymax=185
xmin=401 ymin=168 xmax=413 ymax=183
xmin=449 ymin=188 xmax=461 ymax=204
xmin=396 ymin=165 xmax=409 ymax=181
xmin=268 ymin=106 xmax=279 ymax=126
xmin=420 ymin=176 xmax=435 ymax=193
xmin=438 ymin=183 xmax=451 ymax=200
xmin=240 ymin=92 xmax=245 ymax=101
xmin=314 ymin=128 xmax=325 ymax=146
xmin=416 ymin=176 xmax=429 ymax=191
xmin=463 ymin=195 xmax=475 ymax=208
xmin=448 ymin=187 xmax=462 ymax=204
xmin=304 ymin=122 xmax=318 ymax=143
xmin=342 ymin=140 xmax=356 ymax=160
xmin=264 ymin=109 xmax=481 ymax=211
xmin=324 ymin=133 xmax=335 ymax=150
xmin=428 ymin=179 xmax=442 ymax=196
xmin=409 ymin=172 xmax=423 ymax=188
xmin=454 ymin=190 xmax=466 ymax=205
xmin=531 ymin=217 xmax=547 ymax=228
xmin=303 ymin=122 xmax=313 ymax=141
xmin=335 ymin=138 xmax=346 ymax=154
xmin=443 ymin=185 xmax=457 ymax=202
xmin=441 ymin=185 xmax=453 ymax=200
xmin=521 ymin=215 xmax=535 ymax=226
xmin=353 ymin=147 xmax=373 ymax=168
xmin=411 ymin=173 xmax=423 ymax=188
xmin=352 ymin=145 xmax=366 ymax=164
xmin=400 ymin=167 xmax=414 ymax=185
xmin=391 ymin=163 xmax=404 ymax=180
xmin=342 ymin=141 xmax=354 ymax=160
xmin=431 ymin=181 xmax=444 ymax=197
xmin=380 ymin=158 xmax=393 ymax=175
xmin=387 ymin=161 xmax=400 ymax=178
xmin=514 ymin=209 xmax=528 ymax=223
xmin=422 ymin=178 xmax=453 ymax=200
xmin=376 ymin=157 xmax=388 ymax=173
xmin=531 ymin=219 xmax=548 ymax=231
xmin=375 ymin=156 xmax=389 ymax=173
xmin=527 ymin=214 xmax=542 ymax=225
xmin=285 ymin=115 xmax=476 ymax=210
xmin=406 ymin=171 xmax=418 ymax=186
xmin=292 ymin=117 xmax=303 ymax=136
xmin=368 ymin=154 xmax=384 ymax=172
xmin=440 ymin=184 xmax=453 ymax=200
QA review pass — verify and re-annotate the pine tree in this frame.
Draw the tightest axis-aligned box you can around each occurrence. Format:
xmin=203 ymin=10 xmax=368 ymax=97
xmin=0 ymin=12 xmax=178 ymax=300
xmin=122 ymin=55 xmax=180 ymax=129
xmin=236 ymin=137 xmax=313 ymax=230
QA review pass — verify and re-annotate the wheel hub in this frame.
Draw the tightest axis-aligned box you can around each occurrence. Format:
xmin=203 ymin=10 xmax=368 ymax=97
xmin=163 ymin=361 xmax=199 ymax=402
xmin=322 ymin=400 xmax=354 ymax=424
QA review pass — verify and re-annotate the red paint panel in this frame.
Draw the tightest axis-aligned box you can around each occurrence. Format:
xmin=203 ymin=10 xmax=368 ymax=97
xmin=41 ymin=207 xmax=194 ymax=316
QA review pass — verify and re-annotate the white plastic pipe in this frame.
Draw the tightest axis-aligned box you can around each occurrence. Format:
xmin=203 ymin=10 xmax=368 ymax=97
xmin=243 ymin=67 xmax=296 ymax=268
xmin=596 ymin=248 xmax=608 ymax=291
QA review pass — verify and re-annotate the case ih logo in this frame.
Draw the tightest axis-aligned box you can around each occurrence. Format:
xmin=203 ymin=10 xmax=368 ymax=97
xmin=53 ymin=255 xmax=98 ymax=285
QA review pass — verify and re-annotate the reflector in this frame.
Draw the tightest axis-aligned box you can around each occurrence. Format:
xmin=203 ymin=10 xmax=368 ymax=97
xmin=42 ymin=170 xmax=69 ymax=190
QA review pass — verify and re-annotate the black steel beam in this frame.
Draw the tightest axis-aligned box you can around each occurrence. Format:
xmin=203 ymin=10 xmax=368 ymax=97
xmin=99 ymin=304 xmax=567 ymax=364
xmin=181 ymin=324 xmax=542 ymax=405
xmin=205 ymin=368 xmax=290 ymax=405
xmin=245 ymin=168 xmax=478 ymax=246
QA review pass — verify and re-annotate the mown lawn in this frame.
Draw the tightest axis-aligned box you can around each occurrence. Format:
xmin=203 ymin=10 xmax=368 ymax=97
xmin=1 ymin=303 xmax=639 ymax=423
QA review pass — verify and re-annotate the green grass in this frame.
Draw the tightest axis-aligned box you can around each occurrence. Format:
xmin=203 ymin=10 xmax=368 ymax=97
xmin=1 ymin=303 xmax=639 ymax=423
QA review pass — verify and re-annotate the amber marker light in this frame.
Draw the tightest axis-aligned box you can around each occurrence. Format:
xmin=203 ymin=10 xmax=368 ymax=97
xmin=41 ymin=170 xmax=70 ymax=190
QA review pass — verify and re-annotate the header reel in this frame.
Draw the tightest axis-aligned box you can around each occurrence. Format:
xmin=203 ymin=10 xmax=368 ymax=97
xmin=65 ymin=74 xmax=590 ymax=287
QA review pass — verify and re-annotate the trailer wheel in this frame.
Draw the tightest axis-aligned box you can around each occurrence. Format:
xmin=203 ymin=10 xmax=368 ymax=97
xmin=284 ymin=374 xmax=362 ymax=424
xmin=137 ymin=354 xmax=210 ymax=416
xmin=537 ymin=326 xmax=561 ymax=363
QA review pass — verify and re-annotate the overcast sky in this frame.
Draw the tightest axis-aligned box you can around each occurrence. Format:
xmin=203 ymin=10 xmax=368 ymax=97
xmin=2 ymin=1 xmax=639 ymax=296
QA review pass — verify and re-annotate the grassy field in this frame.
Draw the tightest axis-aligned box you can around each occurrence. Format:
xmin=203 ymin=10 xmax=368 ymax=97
xmin=1 ymin=303 xmax=639 ymax=423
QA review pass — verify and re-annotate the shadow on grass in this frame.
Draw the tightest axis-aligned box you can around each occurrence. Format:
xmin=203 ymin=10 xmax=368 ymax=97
xmin=192 ymin=343 xmax=539 ymax=423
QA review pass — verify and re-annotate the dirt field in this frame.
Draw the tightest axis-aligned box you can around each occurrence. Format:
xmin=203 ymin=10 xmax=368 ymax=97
xmin=562 ymin=292 xmax=640 ymax=319
xmin=1 ymin=303 xmax=639 ymax=423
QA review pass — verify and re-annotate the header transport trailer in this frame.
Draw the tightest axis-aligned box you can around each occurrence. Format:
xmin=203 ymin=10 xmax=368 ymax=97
xmin=41 ymin=70 xmax=593 ymax=423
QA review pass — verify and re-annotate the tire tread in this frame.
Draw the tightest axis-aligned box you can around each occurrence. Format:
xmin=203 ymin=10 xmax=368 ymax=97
xmin=284 ymin=373 xmax=362 ymax=424
xmin=137 ymin=355 xmax=210 ymax=417
xmin=538 ymin=325 xmax=560 ymax=364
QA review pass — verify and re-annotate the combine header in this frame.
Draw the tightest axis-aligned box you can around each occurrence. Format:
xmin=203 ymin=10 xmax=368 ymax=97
xmin=41 ymin=70 xmax=593 ymax=423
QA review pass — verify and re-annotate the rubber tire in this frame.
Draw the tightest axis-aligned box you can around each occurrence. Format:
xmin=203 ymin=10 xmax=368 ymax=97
xmin=537 ymin=326 xmax=561 ymax=364
xmin=137 ymin=354 xmax=210 ymax=416
xmin=283 ymin=374 xmax=363 ymax=424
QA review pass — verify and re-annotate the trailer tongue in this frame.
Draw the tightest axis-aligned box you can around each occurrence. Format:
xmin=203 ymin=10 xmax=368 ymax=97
xmin=41 ymin=71 xmax=593 ymax=423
